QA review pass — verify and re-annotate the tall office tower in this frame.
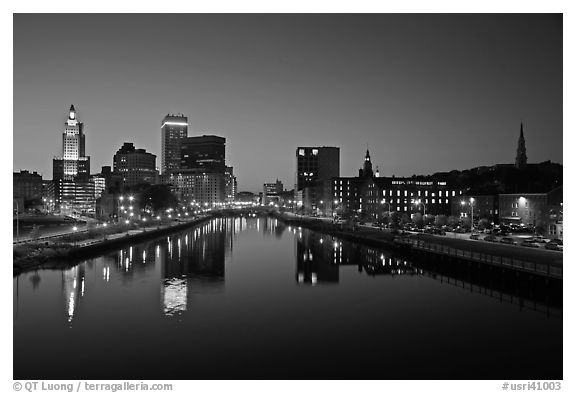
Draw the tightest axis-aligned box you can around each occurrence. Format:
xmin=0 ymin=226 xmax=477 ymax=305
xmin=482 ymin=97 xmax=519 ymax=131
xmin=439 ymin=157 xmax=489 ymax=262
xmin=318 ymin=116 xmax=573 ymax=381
xmin=180 ymin=135 xmax=226 ymax=174
xmin=53 ymin=105 xmax=94 ymax=214
xmin=161 ymin=114 xmax=188 ymax=174
xmin=113 ymin=142 xmax=158 ymax=189
xmin=295 ymin=146 xmax=340 ymax=192
xmin=224 ymin=166 xmax=237 ymax=203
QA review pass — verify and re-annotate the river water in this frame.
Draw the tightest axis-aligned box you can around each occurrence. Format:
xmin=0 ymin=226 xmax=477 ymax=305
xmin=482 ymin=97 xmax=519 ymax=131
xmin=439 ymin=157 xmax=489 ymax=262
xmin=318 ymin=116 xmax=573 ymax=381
xmin=13 ymin=216 xmax=562 ymax=380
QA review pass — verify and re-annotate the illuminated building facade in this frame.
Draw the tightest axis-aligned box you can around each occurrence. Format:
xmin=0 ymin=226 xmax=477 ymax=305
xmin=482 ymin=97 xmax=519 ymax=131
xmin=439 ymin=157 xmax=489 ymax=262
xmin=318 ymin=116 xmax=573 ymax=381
xmin=161 ymin=114 xmax=188 ymax=174
xmin=360 ymin=177 xmax=463 ymax=220
xmin=52 ymin=105 xmax=94 ymax=214
xmin=161 ymin=171 xmax=225 ymax=207
xmin=224 ymin=166 xmax=237 ymax=203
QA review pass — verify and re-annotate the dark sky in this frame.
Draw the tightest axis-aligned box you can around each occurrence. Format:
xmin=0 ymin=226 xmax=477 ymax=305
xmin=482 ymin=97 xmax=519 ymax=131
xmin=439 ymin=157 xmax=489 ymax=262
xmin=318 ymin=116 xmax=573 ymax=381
xmin=13 ymin=14 xmax=562 ymax=192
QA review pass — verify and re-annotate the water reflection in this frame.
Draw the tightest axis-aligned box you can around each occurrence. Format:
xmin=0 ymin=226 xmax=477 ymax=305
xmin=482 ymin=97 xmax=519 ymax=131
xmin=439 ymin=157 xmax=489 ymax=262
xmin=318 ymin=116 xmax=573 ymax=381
xmin=291 ymin=225 xmax=560 ymax=318
xmin=13 ymin=216 xmax=562 ymax=380
xmin=42 ymin=217 xmax=253 ymax=323
xmin=293 ymin=227 xmax=421 ymax=285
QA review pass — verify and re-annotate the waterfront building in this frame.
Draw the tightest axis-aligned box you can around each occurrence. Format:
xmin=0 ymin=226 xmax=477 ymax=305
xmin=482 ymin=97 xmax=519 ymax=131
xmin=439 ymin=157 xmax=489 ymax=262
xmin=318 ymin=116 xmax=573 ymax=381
xmin=306 ymin=149 xmax=372 ymax=215
xmin=359 ymin=177 xmax=463 ymax=221
xmin=451 ymin=195 xmax=499 ymax=224
xmin=13 ymin=170 xmax=43 ymax=204
xmin=52 ymin=105 xmax=94 ymax=214
xmin=161 ymin=113 xmax=188 ymax=174
xmin=236 ymin=191 xmax=258 ymax=204
xmin=161 ymin=171 xmax=225 ymax=207
xmin=224 ymin=166 xmax=237 ymax=203
xmin=498 ymin=186 xmax=562 ymax=237
xmin=113 ymin=142 xmax=158 ymax=189
xmin=263 ymin=179 xmax=284 ymax=205
xmin=180 ymin=135 xmax=226 ymax=174
xmin=295 ymin=146 xmax=340 ymax=193
xmin=91 ymin=174 xmax=106 ymax=200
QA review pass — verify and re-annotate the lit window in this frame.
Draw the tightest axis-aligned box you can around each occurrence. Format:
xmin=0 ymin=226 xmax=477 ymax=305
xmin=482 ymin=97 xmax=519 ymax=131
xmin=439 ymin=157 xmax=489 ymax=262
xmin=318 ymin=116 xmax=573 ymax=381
xmin=432 ymin=199 xmax=435 ymax=204
xmin=298 ymin=149 xmax=305 ymax=156
xmin=312 ymin=149 xmax=318 ymax=155
xmin=425 ymin=191 xmax=428 ymax=197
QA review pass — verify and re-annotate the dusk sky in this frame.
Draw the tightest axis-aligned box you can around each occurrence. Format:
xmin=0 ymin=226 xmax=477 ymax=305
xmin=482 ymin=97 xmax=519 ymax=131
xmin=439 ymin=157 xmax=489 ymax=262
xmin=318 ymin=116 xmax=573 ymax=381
xmin=13 ymin=14 xmax=562 ymax=192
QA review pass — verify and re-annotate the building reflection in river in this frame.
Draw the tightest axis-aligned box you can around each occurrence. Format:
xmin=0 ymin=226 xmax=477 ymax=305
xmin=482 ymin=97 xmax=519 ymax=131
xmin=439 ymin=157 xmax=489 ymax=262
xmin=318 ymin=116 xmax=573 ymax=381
xmin=160 ymin=218 xmax=239 ymax=316
xmin=61 ymin=264 xmax=86 ymax=323
xmin=292 ymin=226 xmax=420 ymax=285
xmin=58 ymin=217 xmax=253 ymax=322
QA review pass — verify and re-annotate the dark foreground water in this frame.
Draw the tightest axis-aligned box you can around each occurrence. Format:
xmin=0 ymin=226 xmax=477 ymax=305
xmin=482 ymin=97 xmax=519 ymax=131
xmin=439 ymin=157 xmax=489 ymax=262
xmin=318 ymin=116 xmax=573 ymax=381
xmin=13 ymin=217 xmax=562 ymax=380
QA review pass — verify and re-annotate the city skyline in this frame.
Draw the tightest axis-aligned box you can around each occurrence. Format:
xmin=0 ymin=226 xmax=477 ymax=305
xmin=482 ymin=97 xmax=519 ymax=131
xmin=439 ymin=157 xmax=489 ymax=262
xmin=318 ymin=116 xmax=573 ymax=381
xmin=14 ymin=14 xmax=562 ymax=192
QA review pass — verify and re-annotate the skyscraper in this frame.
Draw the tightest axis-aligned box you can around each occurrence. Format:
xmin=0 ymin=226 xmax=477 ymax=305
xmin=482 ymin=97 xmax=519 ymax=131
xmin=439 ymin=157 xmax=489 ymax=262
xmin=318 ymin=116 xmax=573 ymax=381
xmin=53 ymin=105 xmax=94 ymax=214
xmin=180 ymin=135 xmax=226 ymax=174
xmin=161 ymin=114 xmax=188 ymax=174
xmin=515 ymin=123 xmax=528 ymax=169
xmin=295 ymin=146 xmax=340 ymax=192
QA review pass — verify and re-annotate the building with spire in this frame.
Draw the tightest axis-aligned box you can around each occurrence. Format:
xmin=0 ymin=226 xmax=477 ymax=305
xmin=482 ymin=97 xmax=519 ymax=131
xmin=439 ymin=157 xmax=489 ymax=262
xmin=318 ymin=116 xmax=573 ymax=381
xmin=358 ymin=149 xmax=374 ymax=178
xmin=52 ymin=105 xmax=94 ymax=214
xmin=515 ymin=123 xmax=528 ymax=169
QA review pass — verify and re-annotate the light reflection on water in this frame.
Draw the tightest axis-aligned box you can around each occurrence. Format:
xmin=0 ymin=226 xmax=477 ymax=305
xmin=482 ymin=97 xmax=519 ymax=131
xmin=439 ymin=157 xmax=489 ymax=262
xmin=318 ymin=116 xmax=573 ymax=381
xmin=13 ymin=216 xmax=562 ymax=380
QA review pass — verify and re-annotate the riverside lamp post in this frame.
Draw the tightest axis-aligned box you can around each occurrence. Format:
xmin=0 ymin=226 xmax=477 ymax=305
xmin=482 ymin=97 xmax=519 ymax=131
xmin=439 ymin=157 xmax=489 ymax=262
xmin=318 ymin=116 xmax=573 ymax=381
xmin=380 ymin=200 xmax=391 ymax=226
xmin=332 ymin=199 xmax=339 ymax=217
xmin=461 ymin=197 xmax=475 ymax=231
xmin=13 ymin=199 xmax=19 ymax=242
xmin=414 ymin=199 xmax=427 ymax=216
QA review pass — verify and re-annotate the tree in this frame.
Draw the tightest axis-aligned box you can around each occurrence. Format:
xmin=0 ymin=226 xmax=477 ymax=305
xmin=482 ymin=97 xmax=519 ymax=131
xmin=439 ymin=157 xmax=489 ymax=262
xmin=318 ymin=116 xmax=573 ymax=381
xmin=139 ymin=184 xmax=179 ymax=214
xmin=461 ymin=216 xmax=471 ymax=229
xmin=478 ymin=218 xmax=490 ymax=230
xmin=389 ymin=212 xmax=401 ymax=229
xmin=447 ymin=216 xmax=459 ymax=228
xmin=412 ymin=212 xmax=423 ymax=228
xmin=423 ymin=215 xmax=435 ymax=226
xmin=434 ymin=215 xmax=448 ymax=227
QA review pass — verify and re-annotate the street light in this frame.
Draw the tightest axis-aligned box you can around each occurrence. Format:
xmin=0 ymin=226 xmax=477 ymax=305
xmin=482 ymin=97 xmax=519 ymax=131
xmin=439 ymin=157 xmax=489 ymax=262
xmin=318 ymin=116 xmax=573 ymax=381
xmin=13 ymin=199 xmax=19 ymax=242
xmin=461 ymin=197 xmax=475 ymax=230
xmin=72 ymin=226 xmax=78 ymax=247
xmin=414 ymin=199 xmax=426 ymax=216
xmin=380 ymin=199 xmax=391 ymax=224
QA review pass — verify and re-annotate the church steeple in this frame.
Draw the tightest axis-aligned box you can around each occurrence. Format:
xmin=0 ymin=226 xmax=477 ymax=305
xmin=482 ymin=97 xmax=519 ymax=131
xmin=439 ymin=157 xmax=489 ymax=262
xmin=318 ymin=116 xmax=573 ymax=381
xmin=363 ymin=149 xmax=374 ymax=178
xmin=515 ymin=122 xmax=527 ymax=169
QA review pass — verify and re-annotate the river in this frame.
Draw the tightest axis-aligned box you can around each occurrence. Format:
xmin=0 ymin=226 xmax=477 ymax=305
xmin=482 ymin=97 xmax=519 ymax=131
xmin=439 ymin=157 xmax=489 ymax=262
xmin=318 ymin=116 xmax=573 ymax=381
xmin=13 ymin=216 xmax=562 ymax=380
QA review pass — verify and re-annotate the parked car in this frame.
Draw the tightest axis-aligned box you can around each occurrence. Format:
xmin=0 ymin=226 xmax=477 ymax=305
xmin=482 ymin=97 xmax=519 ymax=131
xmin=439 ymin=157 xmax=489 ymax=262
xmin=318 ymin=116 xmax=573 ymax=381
xmin=533 ymin=235 xmax=548 ymax=243
xmin=549 ymin=238 xmax=563 ymax=245
xmin=545 ymin=242 xmax=563 ymax=251
xmin=470 ymin=233 xmax=480 ymax=240
xmin=500 ymin=237 xmax=516 ymax=245
xmin=484 ymin=235 xmax=498 ymax=242
xmin=520 ymin=241 xmax=540 ymax=248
